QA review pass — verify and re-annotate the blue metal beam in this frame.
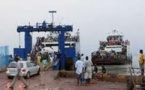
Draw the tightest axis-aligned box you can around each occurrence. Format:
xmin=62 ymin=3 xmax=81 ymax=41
xmin=25 ymin=32 xmax=32 ymax=57
xmin=58 ymin=30 xmax=65 ymax=70
xmin=17 ymin=25 xmax=72 ymax=32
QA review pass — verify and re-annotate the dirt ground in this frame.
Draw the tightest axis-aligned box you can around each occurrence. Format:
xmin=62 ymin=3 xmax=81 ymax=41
xmin=0 ymin=70 xmax=127 ymax=90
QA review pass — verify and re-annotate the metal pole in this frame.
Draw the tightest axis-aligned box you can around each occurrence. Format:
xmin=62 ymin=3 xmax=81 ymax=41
xmin=19 ymin=33 xmax=21 ymax=48
xmin=49 ymin=10 xmax=57 ymax=26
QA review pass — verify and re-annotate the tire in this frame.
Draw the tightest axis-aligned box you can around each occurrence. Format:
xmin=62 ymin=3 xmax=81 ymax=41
xmin=7 ymin=76 xmax=12 ymax=79
xmin=26 ymin=72 xmax=30 ymax=79
xmin=37 ymin=68 xmax=40 ymax=75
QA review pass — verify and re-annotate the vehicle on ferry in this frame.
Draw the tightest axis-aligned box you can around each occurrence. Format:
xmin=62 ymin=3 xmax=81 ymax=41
xmin=91 ymin=30 xmax=132 ymax=65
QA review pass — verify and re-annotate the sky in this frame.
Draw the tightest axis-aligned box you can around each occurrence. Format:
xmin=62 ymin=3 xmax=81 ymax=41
xmin=0 ymin=0 xmax=145 ymax=57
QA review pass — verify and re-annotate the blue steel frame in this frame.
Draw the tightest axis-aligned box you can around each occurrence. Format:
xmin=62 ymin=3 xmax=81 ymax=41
xmin=16 ymin=22 xmax=72 ymax=70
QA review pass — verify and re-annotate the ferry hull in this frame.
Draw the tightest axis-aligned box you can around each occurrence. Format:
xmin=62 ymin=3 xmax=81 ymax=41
xmin=92 ymin=57 xmax=132 ymax=65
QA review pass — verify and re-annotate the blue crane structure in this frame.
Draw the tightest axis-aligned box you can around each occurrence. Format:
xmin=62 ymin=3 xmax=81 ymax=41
xmin=14 ymin=21 xmax=74 ymax=70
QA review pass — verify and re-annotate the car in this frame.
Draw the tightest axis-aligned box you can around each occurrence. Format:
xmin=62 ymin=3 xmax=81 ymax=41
xmin=6 ymin=61 xmax=40 ymax=79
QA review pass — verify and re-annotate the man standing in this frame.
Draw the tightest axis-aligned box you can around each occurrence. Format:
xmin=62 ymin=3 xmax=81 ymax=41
xmin=81 ymin=54 xmax=84 ymax=61
xmin=139 ymin=49 xmax=145 ymax=76
xmin=75 ymin=57 xmax=84 ymax=85
xmin=27 ymin=53 xmax=31 ymax=61
xmin=84 ymin=56 xmax=93 ymax=84
xmin=41 ymin=56 xmax=48 ymax=71
xmin=9 ymin=55 xmax=28 ymax=88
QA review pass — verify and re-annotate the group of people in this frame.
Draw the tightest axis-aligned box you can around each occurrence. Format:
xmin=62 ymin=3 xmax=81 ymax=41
xmin=8 ymin=48 xmax=145 ymax=88
xmin=75 ymin=55 xmax=106 ymax=85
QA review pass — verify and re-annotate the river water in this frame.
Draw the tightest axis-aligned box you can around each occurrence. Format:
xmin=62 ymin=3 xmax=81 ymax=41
xmin=97 ymin=54 xmax=140 ymax=75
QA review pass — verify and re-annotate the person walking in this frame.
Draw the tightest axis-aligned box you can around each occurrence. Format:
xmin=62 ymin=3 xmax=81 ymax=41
xmin=37 ymin=53 xmax=42 ymax=66
xmin=139 ymin=49 xmax=145 ymax=76
xmin=92 ymin=63 xmax=98 ymax=80
xmin=75 ymin=57 xmax=84 ymax=85
xmin=9 ymin=55 xmax=28 ymax=89
xmin=84 ymin=56 xmax=93 ymax=85
xmin=27 ymin=53 xmax=31 ymax=61
xmin=41 ymin=55 xmax=48 ymax=71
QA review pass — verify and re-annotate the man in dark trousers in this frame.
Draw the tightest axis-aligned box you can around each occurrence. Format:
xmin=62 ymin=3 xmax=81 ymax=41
xmin=139 ymin=49 xmax=145 ymax=76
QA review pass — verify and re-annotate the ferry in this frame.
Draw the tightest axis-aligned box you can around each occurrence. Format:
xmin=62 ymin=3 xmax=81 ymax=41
xmin=91 ymin=30 xmax=132 ymax=65
xmin=13 ymin=13 xmax=81 ymax=70
xmin=30 ymin=29 xmax=81 ymax=70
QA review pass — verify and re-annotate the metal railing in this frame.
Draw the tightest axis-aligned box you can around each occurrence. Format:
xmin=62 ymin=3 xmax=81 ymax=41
xmin=129 ymin=67 xmax=145 ymax=90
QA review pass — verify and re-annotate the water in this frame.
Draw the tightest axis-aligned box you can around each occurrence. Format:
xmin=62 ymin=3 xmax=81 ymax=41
xmin=98 ymin=54 xmax=140 ymax=75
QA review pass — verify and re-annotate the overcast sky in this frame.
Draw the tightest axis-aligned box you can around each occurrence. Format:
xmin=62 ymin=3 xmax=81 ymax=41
xmin=0 ymin=0 xmax=145 ymax=56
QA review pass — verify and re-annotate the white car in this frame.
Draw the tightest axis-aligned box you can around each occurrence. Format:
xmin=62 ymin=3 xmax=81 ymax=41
xmin=6 ymin=61 xmax=40 ymax=79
